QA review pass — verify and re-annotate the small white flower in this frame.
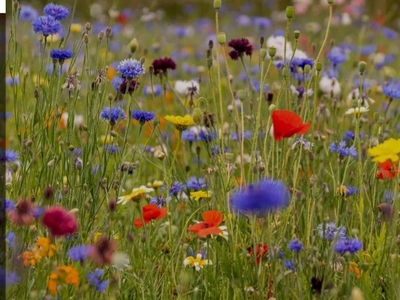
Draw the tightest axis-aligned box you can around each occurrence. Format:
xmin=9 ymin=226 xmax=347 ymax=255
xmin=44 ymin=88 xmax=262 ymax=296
xmin=174 ymin=80 xmax=200 ymax=96
xmin=346 ymin=88 xmax=375 ymax=108
xmin=112 ymin=252 xmax=130 ymax=271
xmin=266 ymin=35 xmax=292 ymax=58
xmin=345 ymin=107 xmax=369 ymax=115
xmin=319 ymin=76 xmax=341 ymax=96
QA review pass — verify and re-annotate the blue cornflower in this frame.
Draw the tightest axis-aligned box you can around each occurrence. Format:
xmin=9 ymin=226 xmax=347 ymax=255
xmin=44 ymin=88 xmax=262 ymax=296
xmin=68 ymin=245 xmax=93 ymax=261
xmin=32 ymin=15 xmax=62 ymax=36
xmin=43 ymin=3 xmax=69 ymax=20
xmin=253 ymin=17 xmax=271 ymax=29
xmin=116 ymin=59 xmax=145 ymax=79
xmin=230 ymin=130 xmax=252 ymax=141
xmin=50 ymin=49 xmax=73 ymax=63
xmin=111 ymin=76 xmax=124 ymax=92
xmin=104 ymin=145 xmax=121 ymax=154
xmin=169 ymin=181 xmax=186 ymax=196
xmin=19 ymin=5 xmax=39 ymax=21
xmin=182 ymin=127 xmax=216 ymax=142
xmin=5 ymin=76 xmax=19 ymax=86
xmin=149 ymin=196 xmax=167 ymax=208
xmin=186 ymin=176 xmax=207 ymax=191
xmin=73 ymin=148 xmax=82 ymax=157
xmin=33 ymin=207 xmax=44 ymax=219
xmin=382 ymin=81 xmax=400 ymax=99
xmin=100 ymin=107 xmax=126 ymax=124
xmin=0 ymin=269 xmax=21 ymax=286
xmin=143 ymin=84 xmax=162 ymax=96
xmin=334 ymin=238 xmax=363 ymax=254
xmin=288 ymin=239 xmax=303 ymax=253
xmin=329 ymin=141 xmax=357 ymax=158
xmin=211 ymin=146 xmax=230 ymax=156
xmin=381 ymin=27 xmax=398 ymax=40
xmin=343 ymin=131 xmax=355 ymax=141
xmin=87 ymin=269 xmax=109 ymax=292
xmin=317 ymin=222 xmax=346 ymax=240
xmin=345 ymin=185 xmax=359 ymax=196
xmin=131 ymin=110 xmax=155 ymax=125
xmin=284 ymin=259 xmax=295 ymax=271
xmin=0 ymin=149 xmax=19 ymax=162
xmin=327 ymin=47 xmax=347 ymax=65
xmin=5 ymin=199 xmax=15 ymax=211
xmin=359 ymin=45 xmax=376 ymax=56
xmin=230 ymin=179 xmax=290 ymax=216
xmin=6 ymin=231 xmax=16 ymax=248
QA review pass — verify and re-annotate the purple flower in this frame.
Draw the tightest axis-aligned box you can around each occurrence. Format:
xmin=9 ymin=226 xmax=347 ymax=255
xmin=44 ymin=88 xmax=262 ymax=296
xmin=5 ymin=199 xmax=15 ymax=211
xmin=131 ymin=110 xmax=155 ymax=125
xmin=19 ymin=5 xmax=38 ymax=21
xmin=228 ymin=38 xmax=253 ymax=60
xmin=253 ymin=17 xmax=271 ymax=29
xmin=381 ymin=27 xmax=398 ymax=40
xmin=68 ymin=245 xmax=93 ymax=261
xmin=0 ymin=149 xmax=19 ymax=162
xmin=117 ymin=59 xmax=145 ymax=79
xmin=359 ymin=45 xmax=376 ymax=56
xmin=317 ymin=222 xmax=346 ymax=240
xmin=284 ymin=259 xmax=295 ymax=271
xmin=32 ymin=15 xmax=62 ymax=36
xmin=327 ymin=47 xmax=347 ymax=65
xmin=288 ymin=239 xmax=303 ymax=253
xmin=382 ymin=81 xmax=400 ymax=99
xmin=0 ymin=269 xmax=21 ymax=286
xmin=186 ymin=176 xmax=207 ymax=191
xmin=149 ymin=196 xmax=167 ymax=208
xmin=100 ymin=107 xmax=126 ymax=124
xmin=334 ymin=238 xmax=363 ymax=254
xmin=33 ymin=207 xmax=44 ymax=219
xmin=329 ymin=141 xmax=357 ymax=158
xmin=50 ymin=49 xmax=73 ymax=62
xmin=169 ymin=181 xmax=186 ymax=196
xmin=104 ymin=145 xmax=121 ymax=154
xmin=6 ymin=231 xmax=16 ymax=248
xmin=230 ymin=179 xmax=290 ymax=216
xmin=43 ymin=3 xmax=69 ymax=21
xmin=87 ymin=269 xmax=109 ymax=292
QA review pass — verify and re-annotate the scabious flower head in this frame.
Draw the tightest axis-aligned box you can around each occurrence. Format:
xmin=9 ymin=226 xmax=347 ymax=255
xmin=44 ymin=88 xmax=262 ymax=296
xmin=100 ymin=107 xmax=126 ymax=124
xmin=334 ymin=238 xmax=363 ymax=254
xmin=317 ymin=222 xmax=346 ymax=240
xmin=0 ymin=149 xmax=19 ymax=163
xmin=288 ymin=239 xmax=303 ymax=253
xmin=68 ymin=245 xmax=93 ymax=262
xmin=230 ymin=179 xmax=290 ymax=216
xmin=327 ymin=47 xmax=347 ymax=65
xmin=42 ymin=206 xmax=78 ymax=236
xmin=228 ymin=38 xmax=253 ymax=60
xmin=368 ymin=138 xmax=400 ymax=163
xmin=131 ymin=110 xmax=155 ymax=125
xmin=151 ymin=57 xmax=177 ymax=76
xmin=90 ymin=237 xmax=118 ymax=266
xmin=116 ymin=59 xmax=145 ymax=79
xmin=50 ymin=49 xmax=73 ymax=63
xmin=19 ymin=5 xmax=39 ymax=21
xmin=32 ymin=15 xmax=62 ymax=36
xmin=186 ymin=176 xmax=207 ymax=191
xmin=8 ymin=199 xmax=36 ymax=226
xmin=169 ymin=181 xmax=186 ymax=196
xmin=43 ymin=3 xmax=69 ymax=20
xmin=87 ymin=269 xmax=109 ymax=292
xmin=382 ymin=81 xmax=400 ymax=99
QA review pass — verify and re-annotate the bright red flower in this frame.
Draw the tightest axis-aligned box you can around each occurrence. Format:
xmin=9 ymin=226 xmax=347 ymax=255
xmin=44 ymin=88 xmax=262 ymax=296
xmin=271 ymin=110 xmax=310 ymax=141
xmin=247 ymin=244 xmax=269 ymax=264
xmin=133 ymin=204 xmax=168 ymax=228
xmin=187 ymin=210 xmax=223 ymax=237
xmin=377 ymin=159 xmax=399 ymax=180
xmin=42 ymin=207 xmax=78 ymax=236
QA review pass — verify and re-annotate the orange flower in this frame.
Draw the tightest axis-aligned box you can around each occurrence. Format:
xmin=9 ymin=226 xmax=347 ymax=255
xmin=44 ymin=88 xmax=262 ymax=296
xmin=47 ymin=265 xmax=80 ymax=295
xmin=21 ymin=251 xmax=39 ymax=266
xmin=349 ymin=262 xmax=361 ymax=279
xmin=271 ymin=110 xmax=310 ymax=141
xmin=377 ymin=159 xmax=399 ymax=180
xmin=133 ymin=204 xmax=168 ymax=228
xmin=35 ymin=237 xmax=56 ymax=258
xmin=188 ymin=210 xmax=223 ymax=237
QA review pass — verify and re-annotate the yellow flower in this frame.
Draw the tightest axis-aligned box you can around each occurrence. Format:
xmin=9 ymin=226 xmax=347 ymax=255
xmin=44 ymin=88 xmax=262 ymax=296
xmin=117 ymin=185 xmax=155 ymax=205
xmin=99 ymin=134 xmax=114 ymax=144
xmin=183 ymin=253 xmax=211 ymax=271
xmin=190 ymin=190 xmax=212 ymax=201
xmin=368 ymin=138 xmax=400 ymax=163
xmin=349 ymin=262 xmax=361 ymax=279
xmin=345 ymin=107 xmax=369 ymax=115
xmin=35 ymin=237 xmax=56 ymax=258
xmin=149 ymin=180 xmax=164 ymax=189
xmin=47 ymin=265 xmax=80 ymax=295
xmin=70 ymin=23 xmax=83 ymax=33
xmin=165 ymin=115 xmax=195 ymax=131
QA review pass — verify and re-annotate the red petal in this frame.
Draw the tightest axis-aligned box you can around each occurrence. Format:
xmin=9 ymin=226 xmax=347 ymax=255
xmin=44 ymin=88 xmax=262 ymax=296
xmin=197 ymin=226 xmax=222 ymax=237
xmin=188 ymin=222 xmax=206 ymax=233
xmin=201 ymin=210 xmax=223 ymax=225
xmin=272 ymin=110 xmax=309 ymax=141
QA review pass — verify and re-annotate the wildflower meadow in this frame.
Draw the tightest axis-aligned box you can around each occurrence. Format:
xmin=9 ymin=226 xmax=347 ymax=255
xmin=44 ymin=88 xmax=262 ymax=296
xmin=3 ymin=0 xmax=400 ymax=299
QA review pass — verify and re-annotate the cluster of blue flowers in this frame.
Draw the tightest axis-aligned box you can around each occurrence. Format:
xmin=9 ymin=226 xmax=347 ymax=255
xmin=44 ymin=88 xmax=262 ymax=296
xmin=32 ymin=3 xmax=69 ymax=37
xmin=87 ymin=269 xmax=109 ymax=292
xmin=50 ymin=49 xmax=72 ymax=63
xmin=100 ymin=107 xmax=126 ymax=124
xmin=329 ymin=141 xmax=357 ymax=158
xmin=317 ymin=222 xmax=346 ymax=240
xmin=186 ymin=176 xmax=207 ymax=191
xmin=169 ymin=181 xmax=186 ymax=196
xmin=382 ymin=81 xmax=400 ymax=99
xmin=68 ymin=245 xmax=93 ymax=262
xmin=131 ymin=110 xmax=155 ymax=125
xmin=334 ymin=238 xmax=363 ymax=254
xmin=182 ymin=127 xmax=216 ymax=143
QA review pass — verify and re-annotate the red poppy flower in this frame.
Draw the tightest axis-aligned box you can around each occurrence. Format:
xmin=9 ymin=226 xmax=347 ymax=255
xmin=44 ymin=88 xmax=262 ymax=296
xmin=247 ymin=244 xmax=269 ymax=264
xmin=377 ymin=159 xmax=399 ymax=180
xmin=271 ymin=110 xmax=310 ymax=141
xmin=133 ymin=204 xmax=168 ymax=228
xmin=187 ymin=210 xmax=223 ymax=237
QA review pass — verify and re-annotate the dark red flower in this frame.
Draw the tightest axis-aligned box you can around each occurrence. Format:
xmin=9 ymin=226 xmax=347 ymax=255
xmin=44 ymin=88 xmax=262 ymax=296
xmin=42 ymin=206 xmax=78 ymax=236
xmin=247 ymin=244 xmax=269 ymax=264
xmin=119 ymin=79 xmax=140 ymax=94
xmin=90 ymin=237 xmax=118 ymax=266
xmin=228 ymin=38 xmax=253 ymax=60
xmin=8 ymin=199 xmax=35 ymax=226
xmin=271 ymin=110 xmax=310 ymax=141
xmin=133 ymin=204 xmax=168 ymax=228
xmin=151 ymin=57 xmax=177 ymax=76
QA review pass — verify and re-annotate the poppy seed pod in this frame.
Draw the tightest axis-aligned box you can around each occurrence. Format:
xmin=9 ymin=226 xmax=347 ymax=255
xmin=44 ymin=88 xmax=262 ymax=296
xmin=129 ymin=38 xmax=139 ymax=54
xmin=217 ymin=32 xmax=226 ymax=45
xmin=286 ymin=6 xmax=294 ymax=19
xmin=213 ymin=0 xmax=221 ymax=9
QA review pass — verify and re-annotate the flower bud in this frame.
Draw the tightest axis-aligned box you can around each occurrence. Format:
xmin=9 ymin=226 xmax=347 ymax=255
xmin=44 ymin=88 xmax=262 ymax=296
xmin=327 ymin=0 xmax=334 ymax=5
xmin=85 ymin=22 xmax=91 ymax=31
xmin=83 ymin=34 xmax=89 ymax=44
xmin=157 ymin=151 xmax=165 ymax=161
xmin=192 ymin=108 xmax=203 ymax=125
xmin=153 ymin=117 xmax=160 ymax=127
xmin=217 ymin=32 xmax=226 ymax=45
xmin=316 ymin=61 xmax=322 ymax=72
xmin=237 ymin=90 xmax=246 ymax=101
xmin=129 ymin=38 xmax=139 ymax=54
xmin=304 ymin=64 xmax=311 ymax=74
xmin=286 ymin=6 xmax=294 ymax=19
xmin=213 ymin=0 xmax=221 ymax=9
xmin=269 ymin=104 xmax=276 ymax=112
xmin=294 ymin=30 xmax=300 ymax=39
xmin=358 ymin=61 xmax=367 ymax=74
xmin=106 ymin=26 xmax=112 ymax=38
xmin=259 ymin=48 xmax=267 ymax=60
xmin=208 ymin=40 xmax=214 ymax=50
xmin=98 ymin=31 xmax=104 ymax=41
xmin=268 ymin=46 xmax=276 ymax=58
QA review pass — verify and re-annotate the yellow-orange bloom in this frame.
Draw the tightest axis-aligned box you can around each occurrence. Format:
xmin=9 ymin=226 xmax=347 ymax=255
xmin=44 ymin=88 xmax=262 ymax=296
xmin=35 ymin=237 xmax=56 ymax=258
xmin=165 ymin=115 xmax=195 ymax=131
xmin=368 ymin=138 xmax=400 ymax=163
xmin=190 ymin=190 xmax=212 ymax=201
xmin=349 ymin=262 xmax=361 ymax=279
xmin=47 ymin=265 xmax=80 ymax=295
